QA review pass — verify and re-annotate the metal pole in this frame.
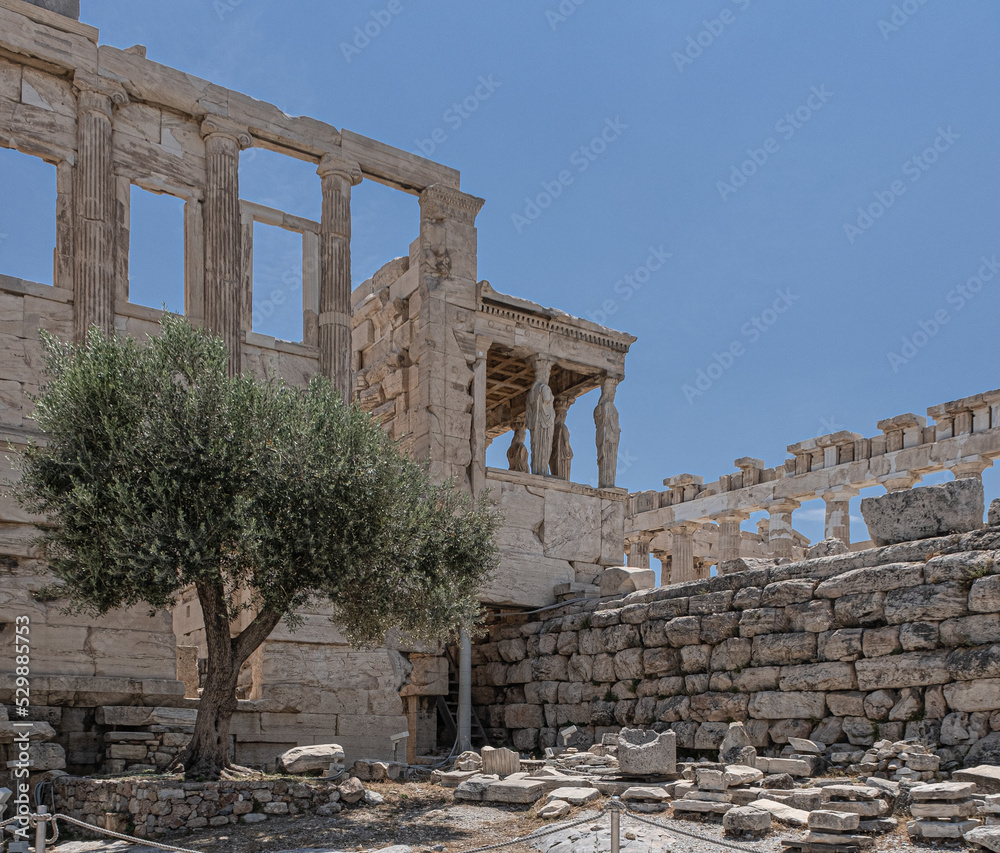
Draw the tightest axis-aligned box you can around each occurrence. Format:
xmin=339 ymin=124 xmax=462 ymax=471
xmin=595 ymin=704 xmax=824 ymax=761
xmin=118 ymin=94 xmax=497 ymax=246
xmin=610 ymin=798 xmax=620 ymax=853
xmin=34 ymin=806 xmax=47 ymax=853
xmin=458 ymin=628 xmax=472 ymax=753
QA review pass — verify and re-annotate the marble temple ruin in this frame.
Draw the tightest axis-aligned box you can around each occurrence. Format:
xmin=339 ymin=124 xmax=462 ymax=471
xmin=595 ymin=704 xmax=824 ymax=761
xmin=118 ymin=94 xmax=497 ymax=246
xmin=4 ymin=0 xmax=1000 ymax=800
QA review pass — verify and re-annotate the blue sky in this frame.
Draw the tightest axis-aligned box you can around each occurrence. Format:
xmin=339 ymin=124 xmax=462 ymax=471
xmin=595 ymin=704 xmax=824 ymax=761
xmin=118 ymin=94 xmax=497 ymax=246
xmin=3 ymin=0 xmax=1000 ymax=544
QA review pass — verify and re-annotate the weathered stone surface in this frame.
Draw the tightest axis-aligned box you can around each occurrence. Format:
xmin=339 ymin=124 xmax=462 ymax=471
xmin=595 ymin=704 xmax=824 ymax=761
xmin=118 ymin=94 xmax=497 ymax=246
xmin=719 ymin=722 xmax=757 ymax=766
xmin=954 ymin=765 xmax=1000 ymax=794
xmin=884 ymin=582 xmax=968 ymax=624
xmin=964 ymin=825 xmax=1000 ymax=853
xmin=545 ymin=786 xmax=599 ymax=805
xmin=861 ymin=478 xmax=984 ymax=546
xmin=855 ymin=651 xmax=950 ymax=690
xmin=778 ymin=661 xmax=856 ymax=692
xmin=600 ymin=566 xmax=655 ymax=597
xmin=338 ymin=776 xmax=365 ymax=804
xmin=617 ymin=728 xmax=676 ymax=776
xmin=481 ymin=746 xmax=520 ymax=777
xmin=453 ymin=775 xmax=500 ymax=802
xmin=483 ymin=777 xmax=546 ymax=804
xmin=748 ymin=691 xmax=826 ymax=720
xmin=537 ymin=800 xmax=570 ymax=819
xmin=753 ymin=798 xmax=809 ymax=826
xmin=751 ymin=633 xmax=816 ymax=666
xmin=971 ymin=575 xmax=1000 ymax=613
xmin=724 ymin=764 xmax=763 ymax=787
xmin=278 ymin=744 xmax=345 ymax=775
xmin=809 ymin=810 xmax=860 ymax=831
xmin=815 ymin=563 xmax=924 ymax=599
xmin=723 ymin=805 xmax=771 ymax=834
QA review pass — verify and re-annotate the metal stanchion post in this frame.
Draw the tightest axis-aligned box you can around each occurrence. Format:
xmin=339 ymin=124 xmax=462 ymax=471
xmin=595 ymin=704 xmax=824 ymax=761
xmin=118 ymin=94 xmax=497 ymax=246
xmin=610 ymin=797 xmax=620 ymax=853
xmin=34 ymin=806 xmax=47 ymax=853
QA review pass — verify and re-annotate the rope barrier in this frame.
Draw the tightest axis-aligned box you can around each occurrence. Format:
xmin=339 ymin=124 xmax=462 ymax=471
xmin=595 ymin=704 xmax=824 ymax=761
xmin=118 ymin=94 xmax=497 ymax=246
xmin=620 ymin=803 xmax=762 ymax=851
xmin=50 ymin=814 xmax=206 ymax=853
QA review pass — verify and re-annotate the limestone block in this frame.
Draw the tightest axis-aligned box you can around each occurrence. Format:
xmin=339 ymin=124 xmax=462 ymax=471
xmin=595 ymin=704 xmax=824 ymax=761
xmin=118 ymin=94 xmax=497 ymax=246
xmin=720 ymin=723 xmax=757 ymax=766
xmin=861 ymin=479 xmax=984 ymax=546
xmin=453 ymin=774 xmax=500 ymax=802
xmin=29 ymin=742 xmax=66 ymax=770
xmin=723 ymin=805 xmax=771 ymax=834
xmin=945 ymin=679 xmax=1000 ymax=713
xmin=954 ymin=765 xmax=1000 ymax=794
xmin=483 ymin=777 xmax=546 ymax=804
xmin=748 ymin=691 xmax=826 ymax=720
xmin=739 ymin=607 xmax=788 ymax=638
xmin=481 ymin=746 xmax=520 ymax=777
xmin=964 ymin=825 xmax=1000 ymax=852
xmin=971 ymin=576 xmax=1000 ymax=613
xmin=786 ymin=600 xmax=834 ymax=634
xmin=751 ymin=633 xmax=816 ymax=666
xmin=543 ymin=490 xmax=602 ymax=563
xmin=778 ymin=662 xmax=856 ymax=692
xmin=806 ymin=539 xmax=849 ymax=558
xmin=545 ymin=786 xmax=599 ymax=805
xmin=815 ymin=564 xmax=924 ymax=599
xmin=753 ymin=798 xmax=810 ymax=826
xmin=617 ymin=728 xmax=676 ymax=776
xmin=537 ymin=800 xmax=570 ymax=819
xmin=819 ymin=628 xmax=863 ymax=661
xmin=833 ymin=592 xmax=887 ymax=628
xmin=710 ymin=638 xmax=752 ymax=672
xmin=884 ymin=582 xmax=968 ymax=624
xmin=278 ymin=744 xmax=344 ymax=775
xmin=855 ymin=651 xmax=950 ymax=690
xmin=899 ymin=621 xmax=940 ymax=650
xmin=725 ymin=764 xmax=764 ymax=787
xmin=599 ymin=566 xmax=654 ymax=597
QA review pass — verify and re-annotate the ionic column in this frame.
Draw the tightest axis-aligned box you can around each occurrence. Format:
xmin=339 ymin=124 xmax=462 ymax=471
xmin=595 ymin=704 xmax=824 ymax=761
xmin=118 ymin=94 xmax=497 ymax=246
xmin=671 ymin=522 xmax=698 ymax=583
xmin=318 ymin=151 xmax=363 ymax=402
xmin=201 ymin=117 xmax=252 ymax=377
xmin=822 ymin=487 xmax=858 ymax=543
xmin=549 ymin=395 xmax=574 ymax=481
xmin=72 ymin=73 xmax=127 ymax=342
xmin=627 ymin=533 xmax=653 ymax=569
xmin=526 ymin=355 xmax=555 ymax=476
xmin=768 ymin=499 xmax=800 ymax=560
xmin=717 ymin=511 xmax=749 ymax=564
xmin=469 ymin=339 xmax=491 ymax=497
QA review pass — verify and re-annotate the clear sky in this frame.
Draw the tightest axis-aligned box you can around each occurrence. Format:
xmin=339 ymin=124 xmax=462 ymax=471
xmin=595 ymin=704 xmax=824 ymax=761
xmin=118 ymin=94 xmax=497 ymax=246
xmin=4 ymin=0 xmax=1000 ymax=545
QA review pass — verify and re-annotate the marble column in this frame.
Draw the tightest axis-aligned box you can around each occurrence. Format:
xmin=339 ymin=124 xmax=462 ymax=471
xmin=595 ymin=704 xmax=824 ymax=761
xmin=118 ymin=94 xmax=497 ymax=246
xmin=768 ymin=499 xmax=800 ymax=560
xmin=878 ymin=473 xmax=922 ymax=493
xmin=201 ymin=117 xmax=252 ymax=377
xmin=717 ymin=512 xmax=749 ymax=565
xmin=822 ymin=487 xmax=858 ymax=543
xmin=526 ymin=355 xmax=555 ymax=476
xmin=73 ymin=73 xmax=126 ymax=343
xmin=318 ymin=150 xmax=363 ymax=402
xmin=627 ymin=533 xmax=653 ymax=569
xmin=469 ymin=339 xmax=491 ymax=497
xmin=595 ymin=375 xmax=622 ymax=488
xmin=949 ymin=454 xmax=991 ymax=481
xmin=550 ymin=396 xmax=574 ymax=481
xmin=671 ymin=523 xmax=698 ymax=583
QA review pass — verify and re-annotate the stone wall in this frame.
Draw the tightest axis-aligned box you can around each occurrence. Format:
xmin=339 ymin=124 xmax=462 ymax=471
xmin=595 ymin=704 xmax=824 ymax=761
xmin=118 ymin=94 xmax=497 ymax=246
xmin=472 ymin=523 xmax=1000 ymax=767
xmin=52 ymin=777 xmax=345 ymax=837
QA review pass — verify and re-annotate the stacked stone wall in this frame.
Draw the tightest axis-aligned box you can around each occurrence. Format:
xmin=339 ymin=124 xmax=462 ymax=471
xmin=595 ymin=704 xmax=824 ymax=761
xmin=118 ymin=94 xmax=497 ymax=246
xmin=52 ymin=777 xmax=344 ymax=837
xmin=472 ymin=525 xmax=1000 ymax=767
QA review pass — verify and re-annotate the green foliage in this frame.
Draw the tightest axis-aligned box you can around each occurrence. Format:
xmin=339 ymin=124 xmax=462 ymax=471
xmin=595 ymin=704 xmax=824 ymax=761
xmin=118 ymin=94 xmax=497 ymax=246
xmin=15 ymin=316 xmax=500 ymax=647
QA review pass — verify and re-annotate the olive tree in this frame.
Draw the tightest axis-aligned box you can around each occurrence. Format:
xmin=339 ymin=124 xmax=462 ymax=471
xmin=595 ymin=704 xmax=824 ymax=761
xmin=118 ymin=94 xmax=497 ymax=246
xmin=15 ymin=316 xmax=499 ymax=779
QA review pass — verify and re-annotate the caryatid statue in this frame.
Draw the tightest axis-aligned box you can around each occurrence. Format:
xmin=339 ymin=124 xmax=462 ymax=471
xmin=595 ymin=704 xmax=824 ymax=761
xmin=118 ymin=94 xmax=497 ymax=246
xmin=525 ymin=359 xmax=555 ymax=476
xmin=549 ymin=396 xmax=574 ymax=481
xmin=506 ymin=415 xmax=529 ymax=473
xmin=594 ymin=376 xmax=621 ymax=488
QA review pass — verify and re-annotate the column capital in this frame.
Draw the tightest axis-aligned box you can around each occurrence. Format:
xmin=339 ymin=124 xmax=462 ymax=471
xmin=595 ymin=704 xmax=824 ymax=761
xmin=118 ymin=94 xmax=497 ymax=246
xmin=948 ymin=454 xmax=992 ymax=480
xmin=73 ymin=71 xmax=128 ymax=116
xmin=878 ymin=472 xmax=922 ymax=492
xmin=318 ymin=149 xmax=363 ymax=185
xmin=419 ymin=183 xmax=485 ymax=224
xmin=200 ymin=116 xmax=253 ymax=150
xmin=769 ymin=498 xmax=801 ymax=514
xmin=820 ymin=486 xmax=860 ymax=502
xmin=716 ymin=510 xmax=751 ymax=523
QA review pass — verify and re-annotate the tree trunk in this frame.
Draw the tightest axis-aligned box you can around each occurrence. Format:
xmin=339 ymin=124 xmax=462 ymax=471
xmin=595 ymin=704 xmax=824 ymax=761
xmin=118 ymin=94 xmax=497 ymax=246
xmin=177 ymin=579 xmax=283 ymax=779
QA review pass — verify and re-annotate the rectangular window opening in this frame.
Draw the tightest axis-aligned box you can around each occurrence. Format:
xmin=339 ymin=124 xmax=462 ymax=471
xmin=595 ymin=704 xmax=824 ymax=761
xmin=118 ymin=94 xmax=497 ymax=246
xmin=251 ymin=221 xmax=304 ymax=343
xmin=128 ymin=185 xmax=185 ymax=314
xmin=0 ymin=147 xmax=56 ymax=286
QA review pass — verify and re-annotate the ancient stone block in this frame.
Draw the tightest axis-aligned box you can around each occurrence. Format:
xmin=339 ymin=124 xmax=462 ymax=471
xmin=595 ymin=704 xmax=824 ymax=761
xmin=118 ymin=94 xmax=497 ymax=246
xmin=751 ymin=632 xmax=816 ymax=666
xmin=748 ymin=691 xmax=826 ymax=720
xmin=971 ymin=575 xmax=1000 ymax=613
xmin=818 ymin=628 xmax=864 ymax=661
xmin=834 ymin=592 xmax=886 ymax=628
xmin=778 ymin=661 xmax=856 ymax=692
xmin=739 ymin=608 xmax=787 ymax=638
xmin=856 ymin=650 xmax=950 ymax=690
xmin=861 ymin=478 xmax=984 ymax=546
xmin=884 ymin=582 xmax=968 ymax=624
xmin=617 ymin=728 xmax=676 ymax=775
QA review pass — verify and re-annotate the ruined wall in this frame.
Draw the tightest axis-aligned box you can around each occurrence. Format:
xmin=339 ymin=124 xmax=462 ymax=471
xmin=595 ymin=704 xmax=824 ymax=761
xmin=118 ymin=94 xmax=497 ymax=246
xmin=472 ymin=523 xmax=1000 ymax=767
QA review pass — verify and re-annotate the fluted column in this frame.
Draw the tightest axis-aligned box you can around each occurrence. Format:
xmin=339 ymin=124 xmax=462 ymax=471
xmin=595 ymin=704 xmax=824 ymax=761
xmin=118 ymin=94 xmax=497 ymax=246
xmin=201 ymin=117 xmax=252 ymax=376
xmin=717 ymin=511 xmax=749 ymax=566
xmin=652 ymin=550 xmax=671 ymax=586
xmin=318 ymin=150 xmax=362 ymax=402
xmin=73 ymin=73 xmax=126 ymax=343
xmin=470 ymin=338 xmax=491 ymax=497
xmin=672 ymin=522 xmax=698 ymax=583
xmin=822 ymin=487 xmax=858 ymax=543
xmin=768 ymin=499 xmax=800 ymax=560
xmin=627 ymin=532 xmax=653 ymax=569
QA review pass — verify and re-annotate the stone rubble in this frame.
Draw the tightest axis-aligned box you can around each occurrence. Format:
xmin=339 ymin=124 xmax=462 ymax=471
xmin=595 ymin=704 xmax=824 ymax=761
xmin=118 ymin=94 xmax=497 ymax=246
xmin=906 ymin=780 xmax=981 ymax=839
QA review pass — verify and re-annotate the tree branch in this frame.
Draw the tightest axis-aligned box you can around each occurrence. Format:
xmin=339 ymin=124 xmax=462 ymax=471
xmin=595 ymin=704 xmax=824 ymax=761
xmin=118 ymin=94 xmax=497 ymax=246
xmin=232 ymin=605 xmax=285 ymax=667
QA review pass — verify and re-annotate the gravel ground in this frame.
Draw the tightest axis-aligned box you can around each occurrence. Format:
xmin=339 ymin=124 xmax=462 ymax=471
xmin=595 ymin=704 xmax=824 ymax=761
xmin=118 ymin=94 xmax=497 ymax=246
xmin=48 ymin=784 xmax=974 ymax=853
